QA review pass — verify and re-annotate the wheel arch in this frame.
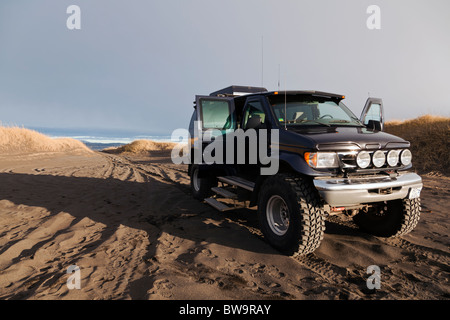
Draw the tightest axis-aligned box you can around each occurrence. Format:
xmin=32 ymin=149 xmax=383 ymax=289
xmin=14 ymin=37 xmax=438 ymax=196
xmin=249 ymin=159 xmax=308 ymax=206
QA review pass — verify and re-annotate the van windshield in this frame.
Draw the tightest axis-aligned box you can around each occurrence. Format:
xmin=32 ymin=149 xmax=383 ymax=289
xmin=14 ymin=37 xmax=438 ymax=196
xmin=268 ymin=95 xmax=364 ymax=127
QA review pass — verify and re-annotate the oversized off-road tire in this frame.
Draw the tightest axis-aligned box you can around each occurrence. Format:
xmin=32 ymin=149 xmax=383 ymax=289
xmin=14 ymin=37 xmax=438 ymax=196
xmin=190 ymin=165 xmax=217 ymax=200
xmin=257 ymin=174 xmax=325 ymax=256
xmin=353 ymin=198 xmax=421 ymax=237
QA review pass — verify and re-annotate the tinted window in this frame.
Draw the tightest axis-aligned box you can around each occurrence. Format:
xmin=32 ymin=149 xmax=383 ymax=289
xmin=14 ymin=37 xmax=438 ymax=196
xmin=200 ymin=100 xmax=232 ymax=129
xmin=243 ymin=100 xmax=266 ymax=129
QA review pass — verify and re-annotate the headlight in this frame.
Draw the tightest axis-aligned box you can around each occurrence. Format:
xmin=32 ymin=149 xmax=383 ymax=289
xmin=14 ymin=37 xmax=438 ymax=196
xmin=356 ymin=151 xmax=371 ymax=168
xmin=372 ymin=150 xmax=386 ymax=168
xmin=400 ymin=149 xmax=412 ymax=166
xmin=304 ymin=152 xmax=339 ymax=168
xmin=387 ymin=150 xmax=399 ymax=166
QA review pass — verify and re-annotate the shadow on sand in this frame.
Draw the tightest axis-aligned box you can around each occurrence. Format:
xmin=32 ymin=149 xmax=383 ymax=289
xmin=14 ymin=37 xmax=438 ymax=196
xmin=0 ymin=170 xmax=281 ymax=298
xmin=0 ymin=164 xmax=370 ymax=299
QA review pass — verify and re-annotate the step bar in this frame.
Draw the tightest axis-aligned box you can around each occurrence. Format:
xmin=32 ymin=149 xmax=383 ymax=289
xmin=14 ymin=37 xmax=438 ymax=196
xmin=204 ymin=198 xmax=235 ymax=212
xmin=204 ymin=176 xmax=254 ymax=212
xmin=217 ymin=176 xmax=255 ymax=191
xmin=211 ymin=187 xmax=237 ymax=199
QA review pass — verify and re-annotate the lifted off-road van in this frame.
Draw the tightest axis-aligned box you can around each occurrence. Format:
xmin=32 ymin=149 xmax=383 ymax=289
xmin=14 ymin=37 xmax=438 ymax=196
xmin=187 ymin=85 xmax=422 ymax=256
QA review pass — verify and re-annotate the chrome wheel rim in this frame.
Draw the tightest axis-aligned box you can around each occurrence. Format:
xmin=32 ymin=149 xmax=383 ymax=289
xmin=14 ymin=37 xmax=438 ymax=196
xmin=266 ymin=195 xmax=290 ymax=236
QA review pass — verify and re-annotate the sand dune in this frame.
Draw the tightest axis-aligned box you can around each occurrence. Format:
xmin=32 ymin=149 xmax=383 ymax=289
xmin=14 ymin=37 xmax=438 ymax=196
xmin=103 ymin=139 xmax=176 ymax=155
xmin=0 ymin=126 xmax=91 ymax=154
xmin=0 ymin=149 xmax=448 ymax=300
xmin=385 ymin=115 xmax=450 ymax=175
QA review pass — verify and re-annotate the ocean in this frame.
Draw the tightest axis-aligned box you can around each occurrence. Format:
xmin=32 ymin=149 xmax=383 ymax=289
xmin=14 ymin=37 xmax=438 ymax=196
xmin=30 ymin=127 xmax=174 ymax=151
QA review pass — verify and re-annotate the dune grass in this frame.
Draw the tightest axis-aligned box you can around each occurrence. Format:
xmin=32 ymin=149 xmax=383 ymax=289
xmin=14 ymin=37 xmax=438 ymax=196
xmin=102 ymin=139 xmax=176 ymax=154
xmin=385 ymin=115 xmax=450 ymax=175
xmin=0 ymin=126 xmax=91 ymax=154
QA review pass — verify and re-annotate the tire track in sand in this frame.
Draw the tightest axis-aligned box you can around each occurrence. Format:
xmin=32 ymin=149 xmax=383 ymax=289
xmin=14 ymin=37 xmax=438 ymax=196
xmin=108 ymin=153 xmax=364 ymax=298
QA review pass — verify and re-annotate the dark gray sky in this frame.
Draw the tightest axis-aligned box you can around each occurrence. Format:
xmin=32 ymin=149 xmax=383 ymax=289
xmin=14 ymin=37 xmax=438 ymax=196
xmin=1 ymin=0 xmax=449 ymax=135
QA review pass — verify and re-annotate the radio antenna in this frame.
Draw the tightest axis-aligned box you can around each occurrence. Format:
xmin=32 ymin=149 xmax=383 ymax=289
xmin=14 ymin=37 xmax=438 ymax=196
xmin=284 ymin=75 xmax=287 ymax=130
xmin=278 ymin=64 xmax=280 ymax=91
xmin=261 ymin=35 xmax=264 ymax=87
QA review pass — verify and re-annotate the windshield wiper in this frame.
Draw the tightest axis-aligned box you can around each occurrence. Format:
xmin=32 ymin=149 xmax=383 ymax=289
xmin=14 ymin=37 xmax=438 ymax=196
xmin=349 ymin=116 xmax=364 ymax=125
xmin=329 ymin=119 xmax=350 ymax=123
xmin=293 ymin=119 xmax=331 ymax=127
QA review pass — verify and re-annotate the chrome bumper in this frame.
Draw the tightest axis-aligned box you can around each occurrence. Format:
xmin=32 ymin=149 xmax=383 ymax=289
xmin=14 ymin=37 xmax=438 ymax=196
xmin=313 ymin=172 xmax=423 ymax=206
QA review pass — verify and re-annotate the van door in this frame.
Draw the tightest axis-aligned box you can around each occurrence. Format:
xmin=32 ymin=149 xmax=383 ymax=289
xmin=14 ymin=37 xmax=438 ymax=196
xmin=360 ymin=97 xmax=384 ymax=131
xmin=194 ymin=95 xmax=236 ymax=165
xmin=238 ymin=97 xmax=269 ymax=176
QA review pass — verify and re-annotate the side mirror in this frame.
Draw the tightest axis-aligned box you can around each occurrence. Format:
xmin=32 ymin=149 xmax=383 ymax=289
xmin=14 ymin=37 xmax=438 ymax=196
xmin=245 ymin=115 xmax=262 ymax=129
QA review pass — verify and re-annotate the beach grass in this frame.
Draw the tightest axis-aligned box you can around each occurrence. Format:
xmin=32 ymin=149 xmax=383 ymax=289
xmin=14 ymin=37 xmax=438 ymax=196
xmin=102 ymin=139 xmax=176 ymax=154
xmin=0 ymin=125 xmax=91 ymax=153
xmin=385 ymin=115 xmax=450 ymax=175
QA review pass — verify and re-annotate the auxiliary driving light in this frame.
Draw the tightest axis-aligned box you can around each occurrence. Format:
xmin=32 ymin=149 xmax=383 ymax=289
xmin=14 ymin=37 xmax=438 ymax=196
xmin=400 ymin=149 xmax=412 ymax=166
xmin=372 ymin=150 xmax=386 ymax=168
xmin=387 ymin=150 xmax=400 ymax=167
xmin=356 ymin=151 xmax=371 ymax=169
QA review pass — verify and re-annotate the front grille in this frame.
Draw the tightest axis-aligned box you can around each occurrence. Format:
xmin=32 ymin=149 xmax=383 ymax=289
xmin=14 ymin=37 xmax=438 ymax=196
xmin=337 ymin=151 xmax=358 ymax=169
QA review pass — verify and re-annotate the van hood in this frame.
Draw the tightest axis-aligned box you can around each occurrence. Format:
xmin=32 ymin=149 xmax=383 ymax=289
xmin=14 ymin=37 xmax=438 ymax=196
xmin=288 ymin=126 xmax=410 ymax=151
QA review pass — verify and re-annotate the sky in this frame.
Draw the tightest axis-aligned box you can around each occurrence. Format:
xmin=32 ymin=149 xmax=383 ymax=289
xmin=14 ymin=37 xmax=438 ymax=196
xmin=0 ymin=0 xmax=449 ymax=136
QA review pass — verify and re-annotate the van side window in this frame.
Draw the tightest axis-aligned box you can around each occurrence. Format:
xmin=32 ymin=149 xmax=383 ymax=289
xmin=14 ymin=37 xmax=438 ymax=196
xmin=200 ymin=99 xmax=232 ymax=130
xmin=242 ymin=100 xmax=266 ymax=129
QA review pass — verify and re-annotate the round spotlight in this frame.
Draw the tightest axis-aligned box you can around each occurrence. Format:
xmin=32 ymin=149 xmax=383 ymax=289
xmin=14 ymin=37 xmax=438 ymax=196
xmin=400 ymin=149 xmax=412 ymax=166
xmin=372 ymin=150 xmax=386 ymax=168
xmin=356 ymin=151 xmax=371 ymax=169
xmin=387 ymin=150 xmax=400 ymax=167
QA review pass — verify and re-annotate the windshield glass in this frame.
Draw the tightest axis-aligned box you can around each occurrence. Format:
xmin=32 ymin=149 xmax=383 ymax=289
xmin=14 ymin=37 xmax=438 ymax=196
xmin=268 ymin=95 xmax=363 ymax=127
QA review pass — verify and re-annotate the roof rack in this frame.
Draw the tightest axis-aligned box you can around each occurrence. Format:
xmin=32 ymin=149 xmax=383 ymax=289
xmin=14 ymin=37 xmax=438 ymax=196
xmin=210 ymin=85 xmax=268 ymax=97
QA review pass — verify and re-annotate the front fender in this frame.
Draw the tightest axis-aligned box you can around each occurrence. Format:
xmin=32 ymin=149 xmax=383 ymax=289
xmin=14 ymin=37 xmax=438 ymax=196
xmin=249 ymin=152 xmax=332 ymax=206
